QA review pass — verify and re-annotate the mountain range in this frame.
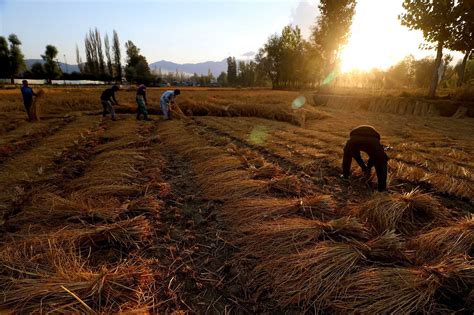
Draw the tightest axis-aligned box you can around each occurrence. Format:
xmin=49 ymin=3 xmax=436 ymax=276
xmin=25 ymin=58 xmax=228 ymax=76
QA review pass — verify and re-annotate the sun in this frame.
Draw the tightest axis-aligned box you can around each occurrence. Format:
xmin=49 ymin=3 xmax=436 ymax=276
xmin=339 ymin=0 xmax=425 ymax=73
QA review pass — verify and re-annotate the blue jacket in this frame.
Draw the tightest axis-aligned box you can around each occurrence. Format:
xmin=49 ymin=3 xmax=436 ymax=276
xmin=21 ymin=86 xmax=36 ymax=103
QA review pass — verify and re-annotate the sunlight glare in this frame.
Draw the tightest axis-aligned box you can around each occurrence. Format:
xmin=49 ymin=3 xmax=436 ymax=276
xmin=340 ymin=0 xmax=425 ymax=73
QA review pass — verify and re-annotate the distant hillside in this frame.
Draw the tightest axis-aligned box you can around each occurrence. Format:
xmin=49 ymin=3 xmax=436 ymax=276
xmin=25 ymin=59 xmax=80 ymax=74
xmin=25 ymin=58 xmax=228 ymax=76
xmin=149 ymin=59 xmax=227 ymax=77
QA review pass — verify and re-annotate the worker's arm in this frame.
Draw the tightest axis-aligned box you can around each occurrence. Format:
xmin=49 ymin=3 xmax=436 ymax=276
xmin=143 ymin=91 xmax=148 ymax=105
xmin=342 ymin=141 xmax=353 ymax=177
xmin=111 ymin=93 xmax=118 ymax=105
xmin=353 ymin=151 xmax=367 ymax=171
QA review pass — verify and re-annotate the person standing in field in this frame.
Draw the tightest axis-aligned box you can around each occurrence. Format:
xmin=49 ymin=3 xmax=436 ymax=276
xmin=136 ymin=83 xmax=149 ymax=120
xmin=20 ymin=80 xmax=37 ymax=121
xmin=342 ymin=125 xmax=389 ymax=192
xmin=160 ymin=89 xmax=181 ymax=120
xmin=100 ymin=85 xmax=119 ymax=121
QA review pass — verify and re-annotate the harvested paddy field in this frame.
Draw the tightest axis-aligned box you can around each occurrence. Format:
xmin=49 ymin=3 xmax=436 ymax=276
xmin=0 ymin=87 xmax=472 ymax=313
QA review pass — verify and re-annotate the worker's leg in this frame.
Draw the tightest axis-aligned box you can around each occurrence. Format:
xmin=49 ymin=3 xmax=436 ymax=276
xmin=375 ymin=160 xmax=388 ymax=192
xmin=342 ymin=141 xmax=353 ymax=178
xmin=143 ymin=106 xmax=149 ymax=120
xmin=108 ymin=102 xmax=116 ymax=120
xmin=24 ymin=101 xmax=32 ymax=120
xmin=101 ymin=101 xmax=108 ymax=117
xmin=161 ymin=100 xmax=170 ymax=120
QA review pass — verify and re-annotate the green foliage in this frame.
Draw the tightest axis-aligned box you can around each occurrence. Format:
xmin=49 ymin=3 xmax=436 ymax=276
xmin=42 ymin=45 xmax=62 ymax=84
xmin=84 ymin=28 xmax=107 ymax=79
xmin=31 ymin=62 xmax=45 ymax=79
xmin=256 ymin=25 xmax=312 ymax=89
xmin=400 ymin=0 xmax=460 ymax=96
xmin=0 ymin=36 xmax=9 ymax=78
xmin=112 ymin=30 xmax=122 ymax=82
xmin=3 ymin=34 xmax=25 ymax=83
xmin=227 ymin=57 xmax=237 ymax=86
xmin=217 ymin=71 xmax=227 ymax=86
xmin=124 ymin=41 xmax=152 ymax=84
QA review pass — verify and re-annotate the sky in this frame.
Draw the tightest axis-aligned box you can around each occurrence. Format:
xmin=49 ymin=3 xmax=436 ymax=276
xmin=0 ymin=0 xmax=462 ymax=71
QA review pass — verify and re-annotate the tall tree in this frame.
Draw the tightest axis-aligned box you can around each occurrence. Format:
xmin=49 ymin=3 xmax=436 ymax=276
xmin=256 ymin=25 xmax=307 ymax=89
xmin=31 ymin=62 xmax=45 ymax=79
xmin=75 ymin=44 xmax=84 ymax=73
xmin=448 ymin=0 xmax=473 ymax=86
xmin=311 ymin=0 xmax=356 ymax=80
xmin=94 ymin=28 xmax=105 ymax=76
xmin=112 ymin=30 xmax=122 ymax=82
xmin=400 ymin=0 xmax=458 ymax=97
xmin=104 ymin=33 xmax=113 ymax=77
xmin=124 ymin=40 xmax=152 ymax=83
xmin=7 ymin=34 xmax=25 ymax=84
xmin=226 ymin=56 xmax=237 ymax=86
xmin=217 ymin=71 xmax=227 ymax=86
xmin=0 ymin=37 xmax=9 ymax=78
xmin=42 ymin=45 xmax=62 ymax=84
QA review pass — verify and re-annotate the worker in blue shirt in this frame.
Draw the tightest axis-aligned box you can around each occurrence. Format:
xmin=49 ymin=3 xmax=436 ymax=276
xmin=20 ymin=80 xmax=37 ymax=121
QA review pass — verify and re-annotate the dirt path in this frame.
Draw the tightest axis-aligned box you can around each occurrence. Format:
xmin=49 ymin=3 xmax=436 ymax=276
xmin=152 ymin=122 xmax=257 ymax=314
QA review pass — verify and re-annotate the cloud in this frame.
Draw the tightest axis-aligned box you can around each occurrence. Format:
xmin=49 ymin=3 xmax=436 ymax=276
xmin=290 ymin=0 xmax=318 ymax=39
xmin=241 ymin=51 xmax=256 ymax=57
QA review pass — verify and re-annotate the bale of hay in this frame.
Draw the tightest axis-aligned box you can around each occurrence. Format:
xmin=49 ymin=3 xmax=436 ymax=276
xmin=353 ymin=189 xmax=450 ymax=235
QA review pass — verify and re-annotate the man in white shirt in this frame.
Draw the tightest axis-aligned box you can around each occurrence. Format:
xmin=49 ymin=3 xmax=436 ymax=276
xmin=160 ymin=89 xmax=181 ymax=120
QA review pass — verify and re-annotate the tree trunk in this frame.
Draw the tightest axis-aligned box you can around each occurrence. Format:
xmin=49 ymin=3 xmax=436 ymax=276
xmin=457 ymin=50 xmax=471 ymax=87
xmin=10 ymin=76 xmax=14 ymax=84
xmin=428 ymin=40 xmax=444 ymax=98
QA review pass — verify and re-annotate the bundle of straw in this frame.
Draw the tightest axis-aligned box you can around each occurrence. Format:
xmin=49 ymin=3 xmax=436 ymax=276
xmin=0 ymin=243 xmax=154 ymax=313
xmin=69 ymin=216 xmax=153 ymax=249
xmin=26 ymin=192 xmax=126 ymax=222
xmin=408 ymin=215 xmax=474 ymax=263
xmin=223 ymin=195 xmax=337 ymax=226
xmin=332 ymin=255 xmax=474 ymax=313
xmin=268 ymin=175 xmax=302 ymax=196
xmin=255 ymin=241 xmax=364 ymax=308
xmin=251 ymin=163 xmax=282 ymax=180
xmin=237 ymin=216 xmax=368 ymax=258
xmin=354 ymin=188 xmax=450 ymax=234
xmin=30 ymin=89 xmax=45 ymax=121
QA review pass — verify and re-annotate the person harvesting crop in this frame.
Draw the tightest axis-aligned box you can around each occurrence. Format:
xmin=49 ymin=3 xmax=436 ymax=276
xmin=136 ymin=83 xmax=149 ymax=120
xmin=160 ymin=89 xmax=181 ymax=120
xmin=100 ymin=85 xmax=120 ymax=121
xmin=342 ymin=125 xmax=389 ymax=192
xmin=20 ymin=80 xmax=37 ymax=121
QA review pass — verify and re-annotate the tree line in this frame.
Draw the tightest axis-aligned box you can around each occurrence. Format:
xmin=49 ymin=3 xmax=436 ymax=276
xmin=223 ymin=0 xmax=472 ymax=97
xmin=1 ymin=0 xmax=472 ymax=96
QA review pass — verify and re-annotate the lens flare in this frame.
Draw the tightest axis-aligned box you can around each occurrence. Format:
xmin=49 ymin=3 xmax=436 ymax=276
xmin=292 ymin=96 xmax=306 ymax=109
xmin=249 ymin=126 xmax=268 ymax=145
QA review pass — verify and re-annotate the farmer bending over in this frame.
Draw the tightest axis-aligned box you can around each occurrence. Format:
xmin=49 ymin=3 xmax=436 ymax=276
xmin=160 ymin=89 xmax=181 ymax=120
xmin=20 ymin=80 xmax=37 ymax=121
xmin=342 ymin=125 xmax=389 ymax=192
xmin=100 ymin=85 xmax=119 ymax=121
xmin=136 ymin=84 xmax=149 ymax=120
